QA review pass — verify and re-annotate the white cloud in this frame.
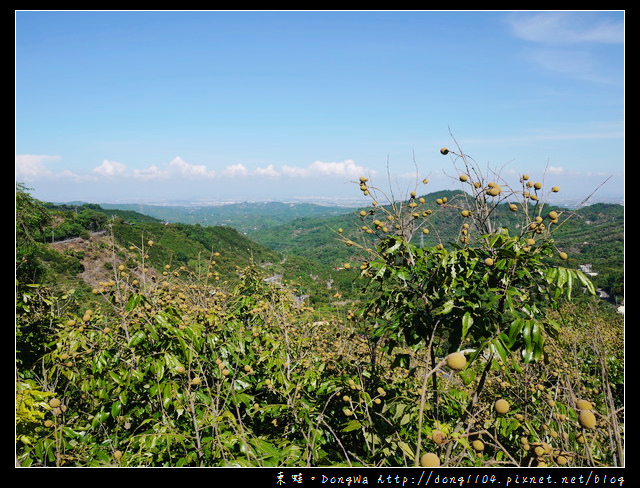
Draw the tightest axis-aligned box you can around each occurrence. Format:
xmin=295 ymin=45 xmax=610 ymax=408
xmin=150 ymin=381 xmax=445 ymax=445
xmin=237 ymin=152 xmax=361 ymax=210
xmin=93 ymin=159 xmax=127 ymax=177
xmin=221 ymin=163 xmax=250 ymax=177
xmin=131 ymin=164 xmax=164 ymax=180
xmin=167 ymin=157 xmax=216 ymax=179
xmin=505 ymin=12 xmax=624 ymax=45
xmin=92 ymin=157 xmax=217 ymax=181
xmin=220 ymin=163 xmax=283 ymax=177
xmin=281 ymin=165 xmax=310 ymax=177
xmin=15 ymin=154 xmax=61 ymax=180
xmin=17 ymin=154 xmax=375 ymax=192
xmin=504 ymin=12 xmax=623 ymax=84
xmin=282 ymin=159 xmax=372 ymax=178
xmin=310 ymin=159 xmax=369 ymax=177
xmin=254 ymin=164 xmax=279 ymax=177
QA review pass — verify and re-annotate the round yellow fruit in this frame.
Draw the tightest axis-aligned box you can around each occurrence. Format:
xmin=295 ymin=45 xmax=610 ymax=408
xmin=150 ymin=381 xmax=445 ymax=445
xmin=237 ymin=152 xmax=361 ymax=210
xmin=472 ymin=439 xmax=485 ymax=451
xmin=495 ymin=399 xmax=510 ymax=414
xmin=176 ymin=365 xmax=186 ymax=374
xmin=461 ymin=209 xmax=471 ymax=217
xmin=548 ymin=211 xmax=559 ymax=220
xmin=420 ymin=452 xmax=440 ymax=467
xmin=49 ymin=398 xmax=61 ymax=408
xmin=431 ymin=430 xmax=446 ymax=444
xmin=44 ymin=419 xmax=54 ymax=428
xmin=579 ymin=410 xmax=596 ymax=429
xmin=440 ymin=148 xmax=449 ymax=155
xmin=446 ymin=352 xmax=467 ymax=371
xmin=484 ymin=257 xmax=494 ymax=266
xmin=576 ymin=399 xmax=593 ymax=410
xmin=559 ymin=251 xmax=568 ymax=260
xmin=459 ymin=174 xmax=468 ymax=182
xmin=113 ymin=450 xmax=123 ymax=460
xmin=552 ymin=186 xmax=559 ymax=192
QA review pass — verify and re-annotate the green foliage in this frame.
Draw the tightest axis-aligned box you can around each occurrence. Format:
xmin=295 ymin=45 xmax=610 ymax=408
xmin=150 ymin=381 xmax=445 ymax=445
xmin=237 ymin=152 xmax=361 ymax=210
xmin=16 ymin=379 xmax=55 ymax=447
xmin=16 ymin=183 xmax=53 ymax=284
xmin=345 ymin=148 xmax=597 ymax=367
xmin=15 ymin=147 xmax=624 ymax=468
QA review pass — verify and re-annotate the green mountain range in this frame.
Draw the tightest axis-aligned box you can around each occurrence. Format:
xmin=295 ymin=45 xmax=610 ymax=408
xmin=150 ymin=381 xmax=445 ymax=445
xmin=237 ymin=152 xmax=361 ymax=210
xmin=100 ymin=200 xmax=359 ymax=233
xmin=32 ymin=190 xmax=624 ymax=304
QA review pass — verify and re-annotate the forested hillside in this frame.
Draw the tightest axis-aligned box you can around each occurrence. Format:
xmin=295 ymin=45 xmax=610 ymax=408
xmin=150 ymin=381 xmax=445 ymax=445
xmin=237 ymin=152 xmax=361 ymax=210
xmin=19 ymin=191 xmax=365 ymax=307
xmin=104 ymin=190 xmax=624 ymax=302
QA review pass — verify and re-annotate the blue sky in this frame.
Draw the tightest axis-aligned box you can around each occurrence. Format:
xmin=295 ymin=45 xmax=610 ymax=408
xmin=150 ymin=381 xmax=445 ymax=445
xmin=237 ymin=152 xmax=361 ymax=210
xmin=16 ymin=10 xmax=624 ymax=205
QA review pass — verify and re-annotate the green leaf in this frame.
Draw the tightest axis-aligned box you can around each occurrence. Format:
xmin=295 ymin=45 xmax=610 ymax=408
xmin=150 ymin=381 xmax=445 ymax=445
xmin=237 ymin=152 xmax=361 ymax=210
xmin=397 ymin=441 xmax=414 ymax=459
xmin=556 ymin=267 xmax=567 ymax=290
xmin=110 ymin=400 xmax=122 ymax=417
xmin=373 ymin=265 xmax=387 ymax=279
xmin=249 ymin=438 xmax=282 ymax=459
xmin=162 ymin=383 xmax=174 ymax=409
xmin=506 ymin=318 xmax=525 ymax=346
xmin=386 ymin=239 xmax=402 ymax=254
xmin=490 ymin=337 xmax=509 ymax=364
xmin=565 ymin=268 xmax=574 ymax=299
xmin=109 ymin=370 xmax=124 ymax=386
xmin=125 ymin=293 xmax=144 ymax=312
xmin=575 ymin=269 xmax=596 ymax=295
xmin=461 ymin=312 xmax=473 ymax=339
xmin=341 ymin=419 xmax=363 ymax=432
xmin=437 ymin=300 xmax=454 ymax=315
xmin=392 ymin=353 xmax=411 ymax=369
xmin=128 ymin=330 xmax=146 ymax=347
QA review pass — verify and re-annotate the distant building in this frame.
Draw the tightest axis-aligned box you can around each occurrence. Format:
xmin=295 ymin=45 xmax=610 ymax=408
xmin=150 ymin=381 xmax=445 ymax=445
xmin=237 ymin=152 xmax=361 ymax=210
xmin=579 ymin=264 xmax=598 ymax=276
xmin=264 ymin=274 xmax=282 ymax=284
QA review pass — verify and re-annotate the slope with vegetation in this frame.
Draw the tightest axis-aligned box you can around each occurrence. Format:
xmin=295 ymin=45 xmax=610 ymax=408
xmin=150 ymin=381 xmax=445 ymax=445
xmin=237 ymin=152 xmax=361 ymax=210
xmin=15 ymin=144 xmax=624 ymax=467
